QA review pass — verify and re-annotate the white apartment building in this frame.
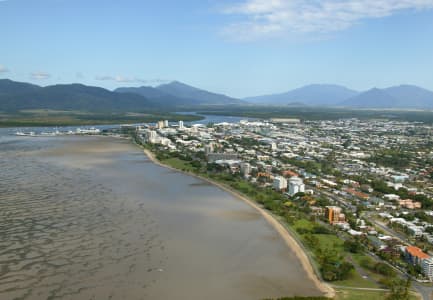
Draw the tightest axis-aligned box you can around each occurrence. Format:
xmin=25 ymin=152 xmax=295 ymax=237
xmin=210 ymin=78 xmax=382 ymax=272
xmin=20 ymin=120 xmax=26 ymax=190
xmin=273 ymin=176 xmax=287 ymax=191
xmin=240 ymin=162 xmax=251 ymax=176
xmin=423 ymin=258 xmax=433 ymax=281
xmin=288 ymin=177 xmax=305 ymax=196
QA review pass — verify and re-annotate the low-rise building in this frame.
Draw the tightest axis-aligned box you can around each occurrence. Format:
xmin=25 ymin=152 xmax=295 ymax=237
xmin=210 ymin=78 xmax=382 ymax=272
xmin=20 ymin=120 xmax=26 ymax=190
xmin=399 ymin=199 xmax=422 ymax=209
xmin=207 ymin=153 xmax=238 ymax=163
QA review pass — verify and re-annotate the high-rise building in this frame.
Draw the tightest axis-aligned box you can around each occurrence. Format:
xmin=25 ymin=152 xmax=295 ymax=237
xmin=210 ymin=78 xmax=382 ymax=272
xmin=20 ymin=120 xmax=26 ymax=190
xmin=288 ymin=177 xmax=305 ymax=196
xmin=149 ymin=130 xmax=157 ymax=140
xmin=164 ymin=120 xmax=169 ymax=127
xmin=179 ymin=120 xmax=184 ymax=129
xmin=240 ymin=162 xmax=251 ymax=176
xmin=273 ymin=176 xmax=287 ymax=191
xmin=325 ymin=206 xmax=345 ymax=224
xmin=204 ymin=143 xmax=214 ymax=155
xmin=422 ymin=258 xmax=433 ymax=281
xmin=157 ymin=120 xmax=164 ymax=129
xmin=406 ymin=246 xmax=430 ymax=266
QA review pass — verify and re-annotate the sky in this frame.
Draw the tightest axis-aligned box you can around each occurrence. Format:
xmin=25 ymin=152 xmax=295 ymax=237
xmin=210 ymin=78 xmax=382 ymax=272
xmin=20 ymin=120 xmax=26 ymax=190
xmin=1 ymin=0 xmax=433 ymax=98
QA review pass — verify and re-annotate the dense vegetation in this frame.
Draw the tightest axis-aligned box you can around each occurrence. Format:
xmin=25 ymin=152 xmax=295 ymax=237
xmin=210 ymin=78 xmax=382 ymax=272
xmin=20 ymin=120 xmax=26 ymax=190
xmin=0 ymin=79 xmax=241 ymax=112
xmin=0 ymin=110 xmax=203 ymax=127
xmin=368 ymin=149 xmax=412 ymax=170
xmin=195 ymin=106 xmax=433 ymax=123
xmin=263 ymin=297 xmax=330 ymax=300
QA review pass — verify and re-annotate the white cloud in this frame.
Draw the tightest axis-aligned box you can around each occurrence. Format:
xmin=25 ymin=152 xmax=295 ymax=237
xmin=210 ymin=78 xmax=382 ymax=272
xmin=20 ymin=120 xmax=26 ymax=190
xmin=113 ymin=76 xmax=134 ymax=83
xmin=95 ymin=75 xmax=115 ymax=81
xmin=30 ymin=72 xmax=51 ymax=80
xmin=0 ymin=65 xmax=9 ymax=73
xmin=222 ymin=0 xmax=433 ymax=41
xmin=139 ymin=78 xmax=171 ymax=85
xmin=95 ymin=75 xmax=139 ymax=83
xmin=95 ymin=75 xmax=169 ymax=85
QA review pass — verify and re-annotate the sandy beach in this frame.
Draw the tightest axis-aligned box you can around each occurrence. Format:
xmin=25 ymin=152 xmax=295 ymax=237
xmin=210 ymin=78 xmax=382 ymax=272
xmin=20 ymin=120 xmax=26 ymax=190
xmin=142 ymin=147 xmax=335 ymax=298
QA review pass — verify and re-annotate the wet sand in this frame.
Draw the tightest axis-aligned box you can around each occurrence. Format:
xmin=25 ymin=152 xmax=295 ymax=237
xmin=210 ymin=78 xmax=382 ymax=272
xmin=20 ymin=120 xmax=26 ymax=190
xmin=0 ymin=136 xmax=325 ymax=299
xmin=143 ymin=148 xmax=334 ymax=298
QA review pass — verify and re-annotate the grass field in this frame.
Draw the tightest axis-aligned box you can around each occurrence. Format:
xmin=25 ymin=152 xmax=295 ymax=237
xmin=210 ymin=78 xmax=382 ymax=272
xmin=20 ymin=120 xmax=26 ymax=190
xmin=334 ymin=288 xmax=419 ymax=300
xmin=333 ymin=270 xmax=380 ymax=289
xmin=162 ymin=158 xmax=196 ymax=172
xmin=335 ymin=288 xmax=389 ymax=300
xmin=292 ymin=219 xmax=316 ymax=231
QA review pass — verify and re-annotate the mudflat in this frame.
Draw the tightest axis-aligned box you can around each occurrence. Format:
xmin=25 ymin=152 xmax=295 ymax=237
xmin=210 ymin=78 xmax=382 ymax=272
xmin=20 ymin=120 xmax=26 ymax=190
xmin=0 ymin=135 xmax=323 ymax=300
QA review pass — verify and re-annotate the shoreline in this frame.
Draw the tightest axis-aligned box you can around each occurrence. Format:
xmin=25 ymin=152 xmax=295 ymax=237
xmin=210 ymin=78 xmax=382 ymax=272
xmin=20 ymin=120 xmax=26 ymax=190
xmin=141 ymin=147 xmax=335 ymax=298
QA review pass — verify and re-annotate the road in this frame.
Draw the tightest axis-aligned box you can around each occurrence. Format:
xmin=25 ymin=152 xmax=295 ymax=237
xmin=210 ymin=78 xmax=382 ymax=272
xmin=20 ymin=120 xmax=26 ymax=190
xmin=312 ymin=189 xmax=433 ymax=299
xmin=413 ymin=281 xmax=433 ymax=300
xmin=362 ymin=211 xmax=411 ymax=244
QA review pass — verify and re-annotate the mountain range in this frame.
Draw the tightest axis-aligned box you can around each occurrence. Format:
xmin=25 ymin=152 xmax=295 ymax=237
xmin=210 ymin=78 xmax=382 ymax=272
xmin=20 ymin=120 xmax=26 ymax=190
xmin=244 ymin=84 xmax=433 ymax=108
xmin=1 ymin=78 xmax=433 ymax=111
xmin=341 ymin=85 xmax=433 ymax=108
xmin=0 ymin=79 xmax=242 ymax=112
xmin=115 ymin=80 xmax=241 ymax=106
xmin=244 ymin=84 xmax=358 ymax=106
xmin=0 ymin=79 xmax=157 ymax=112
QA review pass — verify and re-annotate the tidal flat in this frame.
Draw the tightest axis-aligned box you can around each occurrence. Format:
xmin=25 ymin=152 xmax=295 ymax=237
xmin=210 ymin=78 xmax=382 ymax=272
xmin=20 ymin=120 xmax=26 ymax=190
xmin=0 ymin=135 xmax=323 ymax=299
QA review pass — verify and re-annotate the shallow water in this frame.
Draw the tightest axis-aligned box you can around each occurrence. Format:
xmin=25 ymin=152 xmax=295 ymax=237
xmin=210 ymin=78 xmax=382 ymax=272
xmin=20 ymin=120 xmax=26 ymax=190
xmin=0 ymin=134 xmax=322 ymax=299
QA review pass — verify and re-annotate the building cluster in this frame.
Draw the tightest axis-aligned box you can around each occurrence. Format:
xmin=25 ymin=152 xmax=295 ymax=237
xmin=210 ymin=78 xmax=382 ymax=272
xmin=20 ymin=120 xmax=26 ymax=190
xmin=132 ymin=116 xmax=433 ymax=281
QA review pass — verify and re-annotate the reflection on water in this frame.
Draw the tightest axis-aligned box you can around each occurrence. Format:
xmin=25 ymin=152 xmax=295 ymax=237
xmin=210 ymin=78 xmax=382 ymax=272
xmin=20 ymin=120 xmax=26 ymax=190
xmin=0 ymin=135 xmax=322 ymax=300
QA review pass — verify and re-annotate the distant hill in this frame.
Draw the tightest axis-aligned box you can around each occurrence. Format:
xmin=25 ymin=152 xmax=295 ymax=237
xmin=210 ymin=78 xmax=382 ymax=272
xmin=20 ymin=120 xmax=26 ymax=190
xmin=341 ymin=88 xmax=397 ymax=108
xmin=155 ymin=81 xmax=243 ymax=105
xmin=116 ymin=81 xmax=243 ymax=106
xmin=341 ymin=85 xmax=433 ymax=108
xmin=244 ymin=84 xmax=359 ymax=106
xmin=0 ymin=79 xmax=156 ymax=112
xmin=0 ymin=79 xmax=243 ymax=112
xmin=0 ymin=79 xmax=41 ymax=96
xmin=384 ymin=85 xmax=433 ymax=108
xmin=115 ymin=85 xmax=201 ymax=106
xmin=245 ymin=83 xmax=433 ymax=108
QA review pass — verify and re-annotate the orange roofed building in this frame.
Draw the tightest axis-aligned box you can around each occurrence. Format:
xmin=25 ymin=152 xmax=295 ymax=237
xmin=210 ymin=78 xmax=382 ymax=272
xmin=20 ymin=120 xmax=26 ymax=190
xmin=405 ymin=246 xmax=430 ymax=266
xmin=325 ymin=206 xmax=346 ymax=224
xmin=282 ymin=170 xmax=299 ymax=178
xmin=344 ymin=188 xmax=370 ymax=200
xmin=399 ymin=199 xmax=422 ymax=209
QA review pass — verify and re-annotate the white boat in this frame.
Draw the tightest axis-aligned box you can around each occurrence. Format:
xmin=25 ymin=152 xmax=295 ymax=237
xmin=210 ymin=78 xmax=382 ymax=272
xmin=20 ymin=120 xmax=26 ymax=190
xmin=76 ymin=127 xmax=101 ymax=134
xmin=15 ymin=131 xmax=36 ymax=136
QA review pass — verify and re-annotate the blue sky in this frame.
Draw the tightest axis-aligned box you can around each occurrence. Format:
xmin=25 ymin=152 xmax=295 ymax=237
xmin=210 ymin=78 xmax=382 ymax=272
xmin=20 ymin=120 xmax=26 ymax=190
xmin=1 ymin=0 xmax=433 ymax=98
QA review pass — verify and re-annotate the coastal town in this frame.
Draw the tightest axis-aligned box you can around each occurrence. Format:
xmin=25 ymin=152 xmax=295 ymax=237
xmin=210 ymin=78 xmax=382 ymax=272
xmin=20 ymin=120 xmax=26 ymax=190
xmin=122 ymin=117 xmax=433 ymax=298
